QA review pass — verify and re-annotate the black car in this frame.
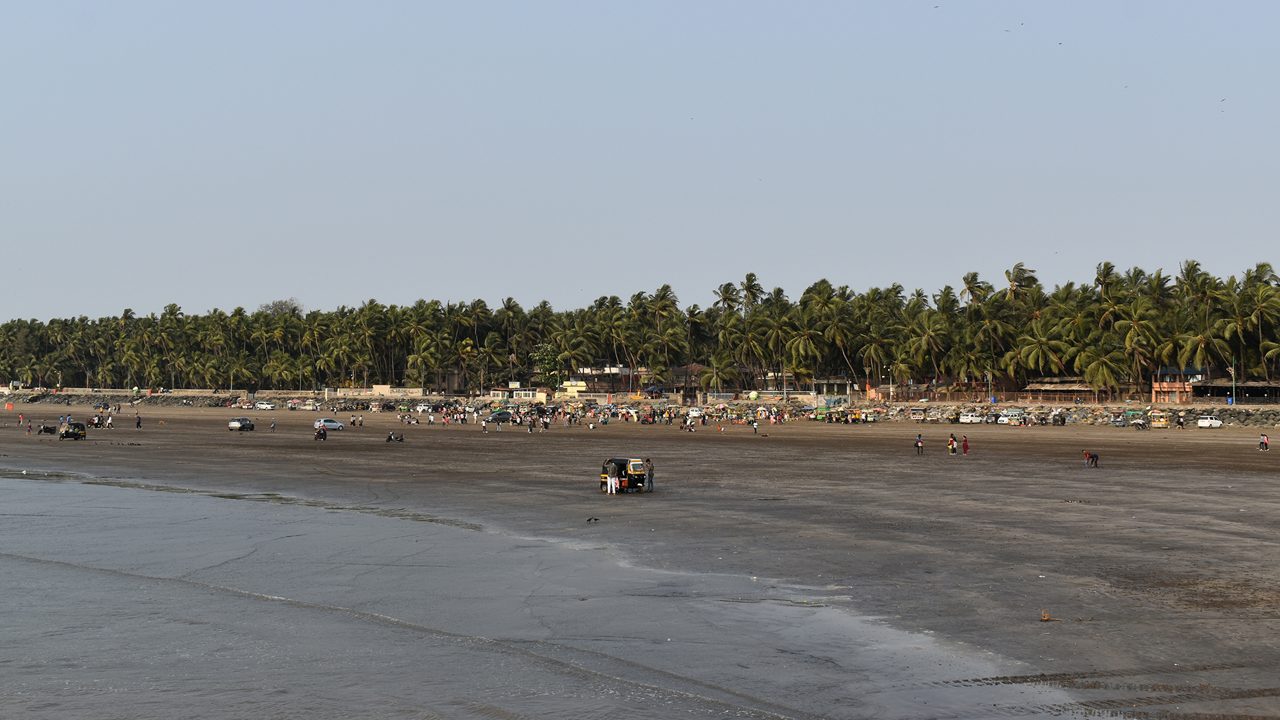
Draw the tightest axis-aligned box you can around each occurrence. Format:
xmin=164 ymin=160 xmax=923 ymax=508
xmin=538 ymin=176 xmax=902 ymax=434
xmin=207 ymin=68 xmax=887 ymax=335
xmin=485 ymin=410 xmax=514 ymax=424
xmin=58 ymin=422 xmax=87 ymax=440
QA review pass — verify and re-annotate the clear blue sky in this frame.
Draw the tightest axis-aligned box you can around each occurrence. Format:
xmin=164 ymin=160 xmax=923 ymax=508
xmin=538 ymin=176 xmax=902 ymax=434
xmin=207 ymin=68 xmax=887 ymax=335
xmin=3 ymin=1 xmax=1276 ymax=321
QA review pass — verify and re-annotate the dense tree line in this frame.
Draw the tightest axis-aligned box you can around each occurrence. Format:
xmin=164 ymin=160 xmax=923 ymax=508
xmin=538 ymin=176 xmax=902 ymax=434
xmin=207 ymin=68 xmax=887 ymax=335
xmin=3 ymin=261 xmax=1279 ymax=396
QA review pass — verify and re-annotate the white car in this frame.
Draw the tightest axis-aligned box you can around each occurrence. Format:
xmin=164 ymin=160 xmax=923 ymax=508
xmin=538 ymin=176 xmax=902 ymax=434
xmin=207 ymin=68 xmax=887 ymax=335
xmin=958 ymin=412 xmax=984 ymax=424
xmin=228 ymin=417 xmax=254 ymax=431
xmin=998 ymin=410 xmax=1026 ymax=425
xmin=686 ymin=407 xmax=705 ymax=418
xmin=1196 ymin=415 xmax=1223 ymax=429
xmin=254 ymin=401 xmax=276 ymax=411
xmin=314 ymin=418 xmax=345 ymax=431
xmin=415 ymin=403 xmax=432 ymax=413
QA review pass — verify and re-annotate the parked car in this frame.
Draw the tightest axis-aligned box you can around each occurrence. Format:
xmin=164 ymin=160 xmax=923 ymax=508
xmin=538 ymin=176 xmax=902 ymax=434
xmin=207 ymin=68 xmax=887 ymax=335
xmin=485 ymin=410 xmax=514 ymax=424
xmin=1196 ymin=415 xmax=1224 ymax=429
xmin=228 ymin=417 xmax=255 ymax=431
xmin=957 ymin=412 xmax=982 ymax=424
xmin=908 ymin=408 xmax=927 ymax=422
xmin=254 ymin=401 xmax=276 ymax=410
xmin=314 ymin=418 xmax=345 ymax=431
xmin=997 ymin=409 xmax=1026 ymax=425
xmin=686 ymin=407 xmax=705 ymax=419
xmin=415 ymin=403 xmax=432 ymax=413
xmin=58 ymin=421 xmax=87 ymax=440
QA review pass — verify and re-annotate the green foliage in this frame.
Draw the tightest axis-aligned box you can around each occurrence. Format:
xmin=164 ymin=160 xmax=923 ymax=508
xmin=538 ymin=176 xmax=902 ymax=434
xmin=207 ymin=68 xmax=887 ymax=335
xmin=531 ymin=342 xmax=560 ymax=390
xmin=4 ymin=263 xmax=1280 ymax=394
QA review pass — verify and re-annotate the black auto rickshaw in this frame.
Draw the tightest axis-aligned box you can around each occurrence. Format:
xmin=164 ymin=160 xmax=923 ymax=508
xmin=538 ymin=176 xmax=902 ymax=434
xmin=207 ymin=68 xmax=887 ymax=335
xmin=599 ymin=457 xmax=652 ymax=493
xmin=58 ymin=422 xmax=87 ymax=440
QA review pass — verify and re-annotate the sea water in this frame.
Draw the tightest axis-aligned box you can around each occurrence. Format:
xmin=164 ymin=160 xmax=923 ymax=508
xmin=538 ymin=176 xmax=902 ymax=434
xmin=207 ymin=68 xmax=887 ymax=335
xmin=0 ymin=476 xmax=1082 ymax=719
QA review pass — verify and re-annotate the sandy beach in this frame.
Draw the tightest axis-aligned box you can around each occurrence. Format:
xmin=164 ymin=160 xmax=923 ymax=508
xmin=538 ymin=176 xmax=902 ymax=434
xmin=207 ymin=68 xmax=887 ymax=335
xmin=1 ymin=404 xmax=1278 ymax=718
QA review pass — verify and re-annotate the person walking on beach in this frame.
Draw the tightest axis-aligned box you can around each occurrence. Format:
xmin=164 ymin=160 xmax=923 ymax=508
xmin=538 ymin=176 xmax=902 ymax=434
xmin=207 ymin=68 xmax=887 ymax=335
xmin=961 ymin=435 xmax=969 ymax=455
xmin=135 ymin=414 xmax=142 ymax=430
xmin=269 ymin=419 xmax=277 ymax=433
xmin=1260 ymin=433 xmax=1270 ymax=451
xmin=948 ymin=433 xmax=958 ymax=455
xmin=644 ymin=458 xmax=654 ymax=492
xmin=481 ymin=418 xmax=488 ymax=433
xmin=915 ymin=434 xmax=924 ymax=455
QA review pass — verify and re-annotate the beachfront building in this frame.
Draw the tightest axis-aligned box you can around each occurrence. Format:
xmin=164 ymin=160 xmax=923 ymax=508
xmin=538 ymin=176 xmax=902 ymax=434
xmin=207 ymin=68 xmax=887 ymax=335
xmin=1022 ymin=377 xmax=1095 ymax=404
xmin=574 ymin=365 xmax=637 ymax=394
xmin=488 ymin=382 xmax=548 ymax=404
xmin=812 ymin=377 xmax=862 ymax=400
xmin=1148 ymin=369 xmax=1201 ymax=404
xmin=556 ymin=379 xmax=587 ymax=399
xmin=1191 ymin=379 xmax=1280 ymax=404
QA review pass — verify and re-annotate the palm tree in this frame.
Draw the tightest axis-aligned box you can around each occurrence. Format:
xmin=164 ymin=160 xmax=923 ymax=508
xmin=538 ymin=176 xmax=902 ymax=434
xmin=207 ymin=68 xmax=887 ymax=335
xmin=739 ymin=273 xmax=764 ymax=315
xmin=1075 ymin=346 xmax=1125 ymax=401
xmin=1015 ymin=318 xmax=1070 ymax=377
xmin=1114 ymin=296 xmax=1160 ymax=386
xmin=1246 ymin=282 xmax=1280 ymax=379
xmin=1004 ymin=262 xmax=1039 ymax=302
xmin=700 ymin=351 xmax=739 ymax=393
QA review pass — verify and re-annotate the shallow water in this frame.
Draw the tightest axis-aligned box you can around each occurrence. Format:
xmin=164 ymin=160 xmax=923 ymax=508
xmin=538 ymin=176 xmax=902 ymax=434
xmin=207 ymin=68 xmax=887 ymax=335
xmin=0 ymin=475 xmax=1085 ymax=719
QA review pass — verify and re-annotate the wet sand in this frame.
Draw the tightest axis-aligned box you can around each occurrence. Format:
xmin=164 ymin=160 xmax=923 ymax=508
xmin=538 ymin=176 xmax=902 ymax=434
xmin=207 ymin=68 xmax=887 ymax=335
xmin=1 ymin=405 xmax=1278 ymax=718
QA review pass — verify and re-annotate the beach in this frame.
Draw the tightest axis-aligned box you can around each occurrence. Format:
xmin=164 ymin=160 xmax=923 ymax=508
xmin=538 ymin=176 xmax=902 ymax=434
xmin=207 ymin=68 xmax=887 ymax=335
xmin=1 ymin=405 xmax=1277 ymax=718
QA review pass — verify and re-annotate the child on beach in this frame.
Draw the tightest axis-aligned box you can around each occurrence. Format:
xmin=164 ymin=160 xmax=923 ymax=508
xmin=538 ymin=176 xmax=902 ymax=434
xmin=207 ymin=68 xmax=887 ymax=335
xmin=915 ymin=434 xmax=924 ymax=455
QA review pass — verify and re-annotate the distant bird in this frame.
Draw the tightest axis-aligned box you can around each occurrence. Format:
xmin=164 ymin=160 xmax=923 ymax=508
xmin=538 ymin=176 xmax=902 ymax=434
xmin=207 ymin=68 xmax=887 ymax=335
xmin=587 ymin=517 xmax=599 ymax=523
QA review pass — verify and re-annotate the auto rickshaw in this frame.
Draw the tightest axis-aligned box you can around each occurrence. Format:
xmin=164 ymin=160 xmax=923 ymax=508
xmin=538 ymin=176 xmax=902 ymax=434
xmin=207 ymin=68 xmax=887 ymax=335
xmin=1148 ymin=410 xmax=1170 ymax=429
xmin=599 ymin=457 xmax=652 ymax=493
xmin=58 ymin=421 xmax=87 ymax=440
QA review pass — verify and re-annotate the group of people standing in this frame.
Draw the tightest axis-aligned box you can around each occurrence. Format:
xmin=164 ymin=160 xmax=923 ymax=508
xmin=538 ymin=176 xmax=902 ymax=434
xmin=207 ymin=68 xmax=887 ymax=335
xmin=914 ymin=433 xmax=969 ymax=456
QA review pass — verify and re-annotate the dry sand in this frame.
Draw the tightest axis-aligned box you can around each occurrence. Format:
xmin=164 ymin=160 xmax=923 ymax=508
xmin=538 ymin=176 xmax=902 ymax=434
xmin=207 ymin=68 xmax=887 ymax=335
xmin=2 ymin=404 xmax=1278 ymax=717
